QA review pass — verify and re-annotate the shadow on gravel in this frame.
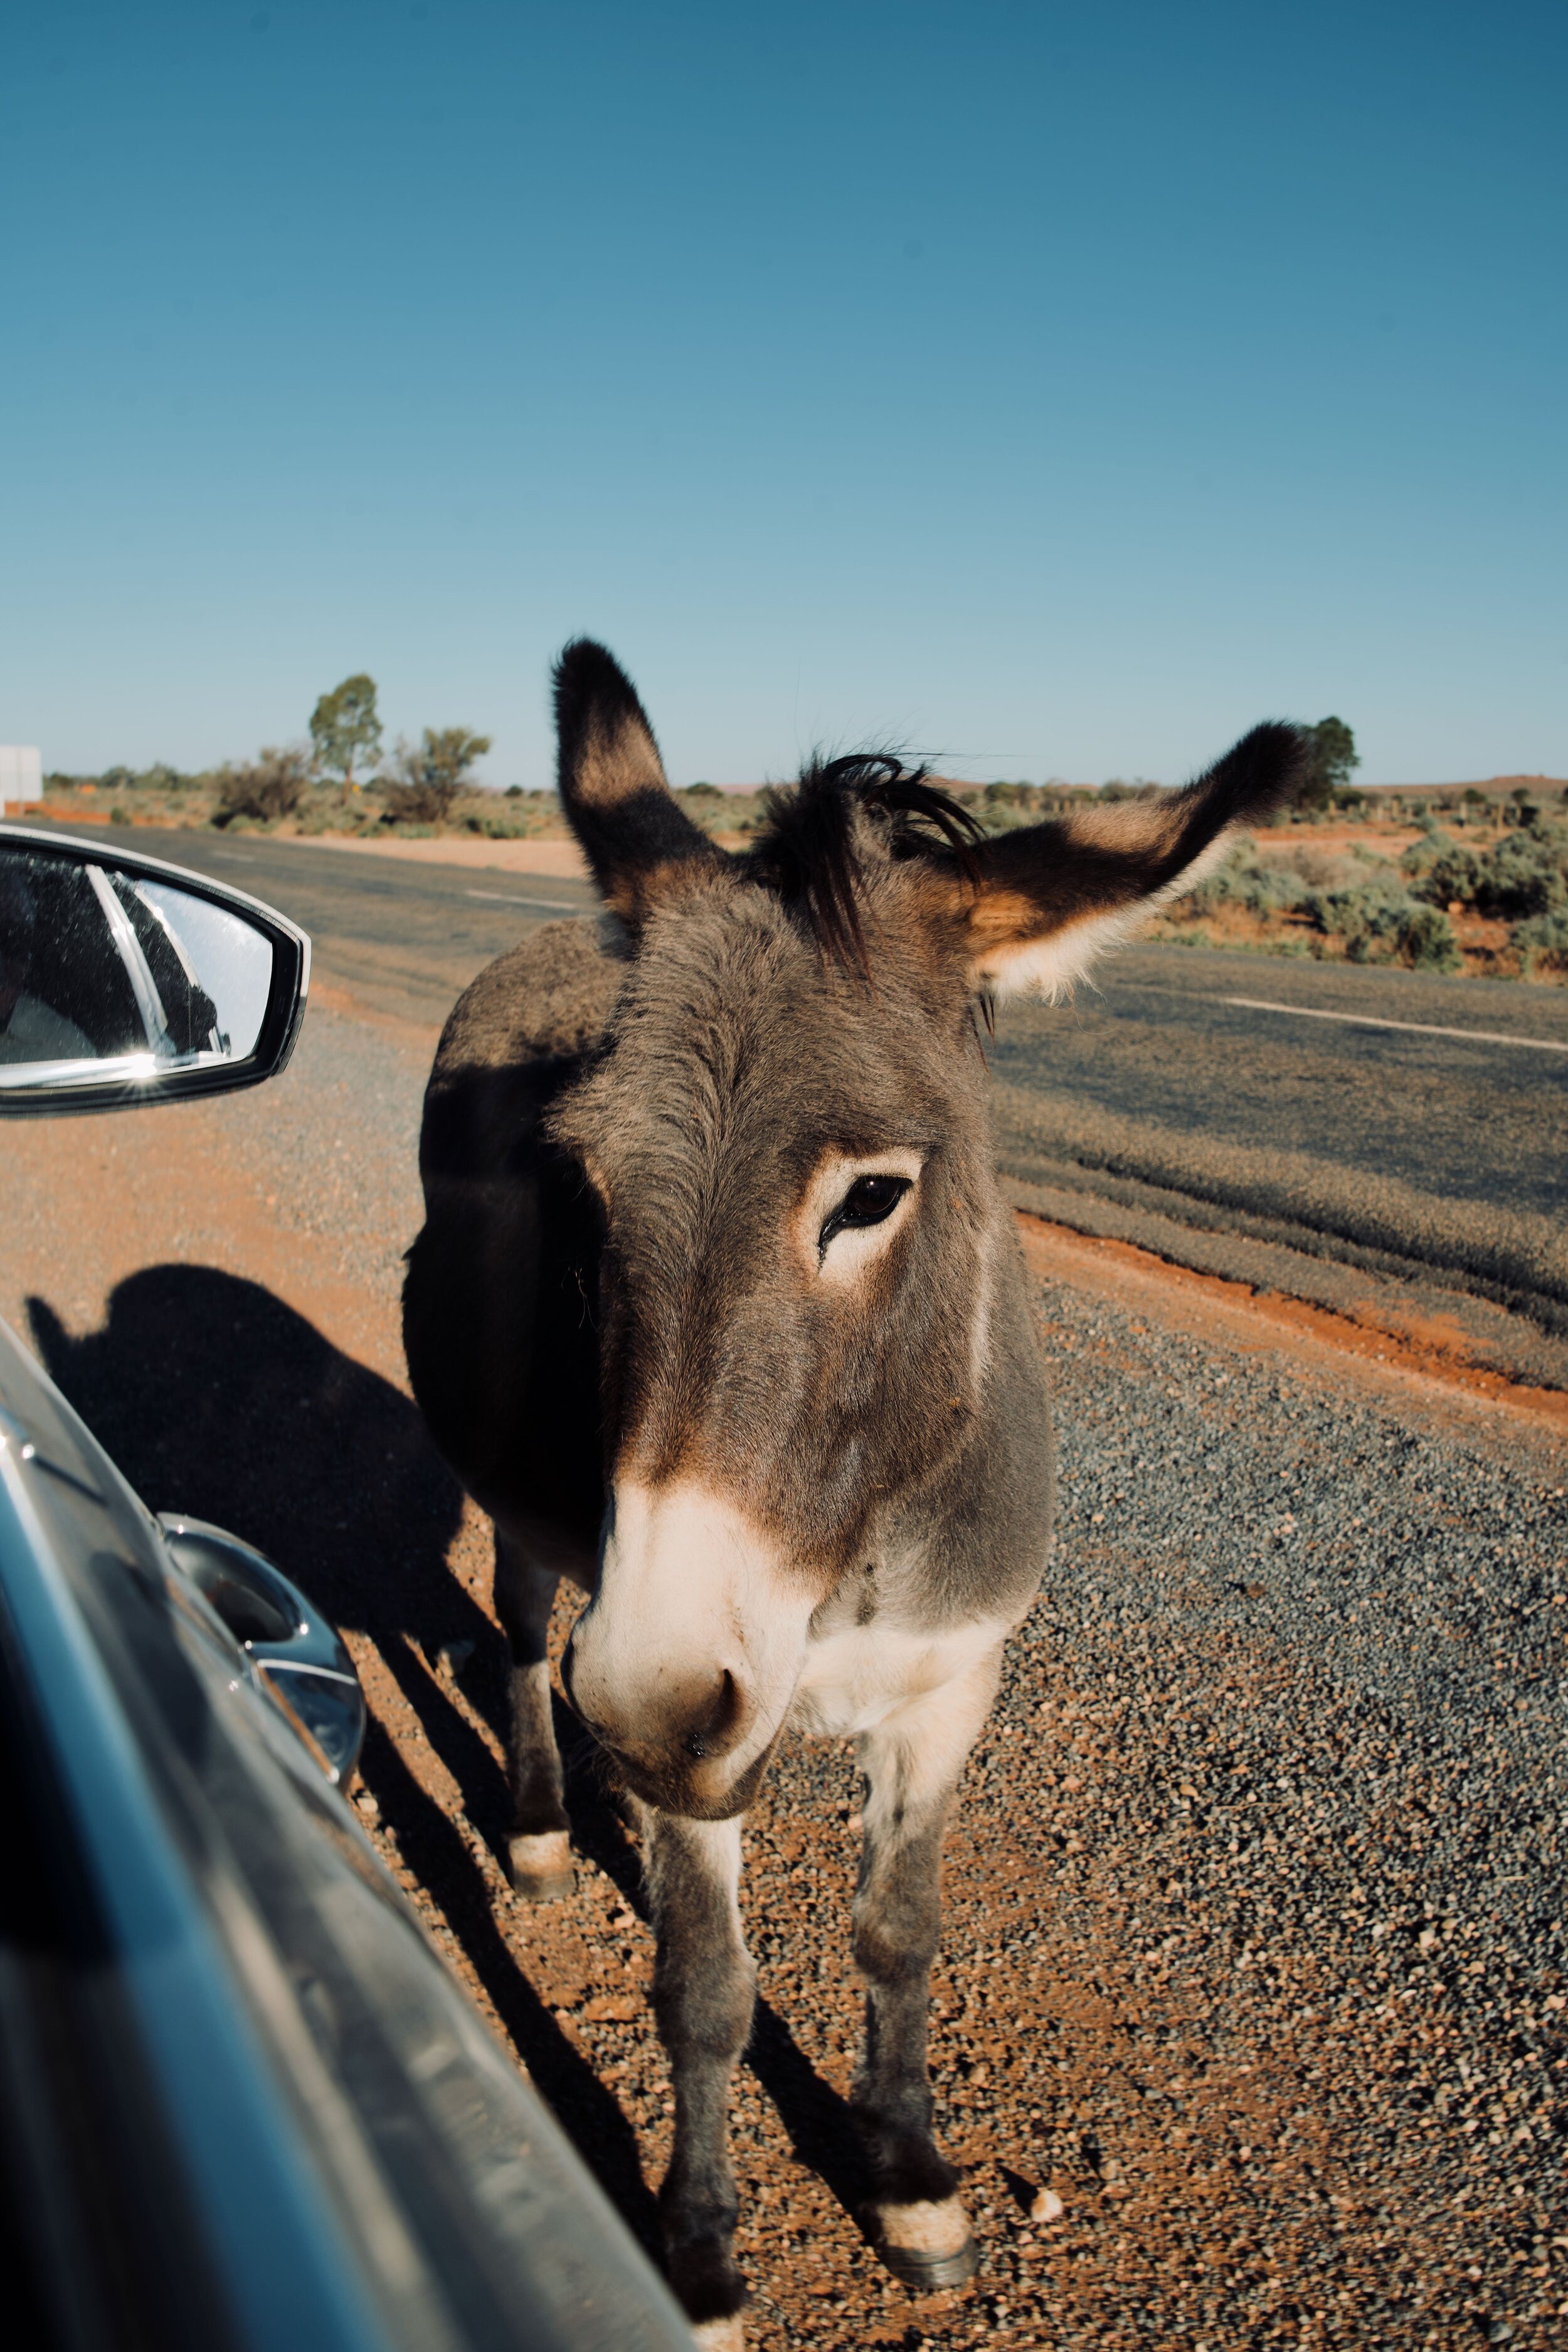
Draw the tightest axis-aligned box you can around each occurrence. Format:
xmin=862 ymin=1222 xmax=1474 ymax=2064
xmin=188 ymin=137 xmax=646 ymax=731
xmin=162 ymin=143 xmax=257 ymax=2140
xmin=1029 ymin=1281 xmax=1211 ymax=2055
xmin=24 ymin=1261 xmax=663 ymax=2248
xmin=28 ymin=1264 xmax=467 ymax=1655
xmin=30 ymin=1263 xmax=883 ymax=2249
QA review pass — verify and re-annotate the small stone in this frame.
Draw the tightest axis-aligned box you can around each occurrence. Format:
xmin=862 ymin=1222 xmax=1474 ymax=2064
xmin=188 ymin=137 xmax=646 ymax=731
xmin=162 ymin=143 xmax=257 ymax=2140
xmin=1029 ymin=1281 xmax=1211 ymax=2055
xmin=355 ymin=1788 xmax=380 ymax=1822
xmin=1030 ymin=2188 xmax=1064 ymax=2225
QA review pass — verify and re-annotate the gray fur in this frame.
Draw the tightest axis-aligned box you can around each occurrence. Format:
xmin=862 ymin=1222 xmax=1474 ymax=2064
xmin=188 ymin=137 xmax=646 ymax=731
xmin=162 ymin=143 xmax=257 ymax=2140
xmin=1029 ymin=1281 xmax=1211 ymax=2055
xmin=403 ymin=642 xmax=1306 ymax=2328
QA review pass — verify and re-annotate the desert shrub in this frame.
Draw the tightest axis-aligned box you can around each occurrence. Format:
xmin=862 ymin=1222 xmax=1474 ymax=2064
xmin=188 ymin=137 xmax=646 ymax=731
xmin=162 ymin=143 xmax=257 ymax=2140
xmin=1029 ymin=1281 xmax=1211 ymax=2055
xmin=1512 ymin=912 xmax=1568 ymax=978
xmin=1401 ymin=830 xmax=1486 ymax=908
xmin=215 ymin=746 xmax=312 ymax=826
xmin=1401 ymin=820 xmax=1567 ymax=918
xmin=1395 ymin=904 xmax=1462 ymax=972
xmin=460 ymin=808 xmax=533 ymax=839
xmin=975 ymin=781 xmax=1061 ymax=832
xmin=1185 ymin=838 xmax=1316 ymax=921
xmin=1475 ymin=824 xmax=1567 ymax=919
xmin=1283 ymin=846 xmax=1368 ymax=891
xmin=1302 ymin=867 xmax=1418 ymax=960
xmin=382 ymin=726 xmax=492 ymax=825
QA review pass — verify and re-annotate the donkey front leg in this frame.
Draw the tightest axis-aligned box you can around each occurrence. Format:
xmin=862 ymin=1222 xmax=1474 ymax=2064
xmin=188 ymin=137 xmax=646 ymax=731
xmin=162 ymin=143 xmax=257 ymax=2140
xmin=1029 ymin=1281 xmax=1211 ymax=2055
xmin=852 ymin=1644 xmax=1002 ymax=2291
xmin=640 ymin=1806 xmax=755 ymax=2350
xmin=492 ymin=1531 xmax=575 ymax=1902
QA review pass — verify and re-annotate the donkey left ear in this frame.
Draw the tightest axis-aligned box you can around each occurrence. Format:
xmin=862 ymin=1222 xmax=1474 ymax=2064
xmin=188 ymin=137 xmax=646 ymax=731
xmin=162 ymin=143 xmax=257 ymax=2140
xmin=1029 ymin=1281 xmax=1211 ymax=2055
xmin=951 ymin=721 xmax=1308 ymax=1000
xmin=554 ymin=638 xmax=722 ymax=924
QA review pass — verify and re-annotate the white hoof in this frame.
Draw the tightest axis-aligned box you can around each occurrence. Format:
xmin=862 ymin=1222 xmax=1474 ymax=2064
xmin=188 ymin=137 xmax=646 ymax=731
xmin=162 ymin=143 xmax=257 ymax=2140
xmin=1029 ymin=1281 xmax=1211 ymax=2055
xmin=872 ymin=2194 xmax=979 ymax=2292
xmin=689 ymin=2314 xmax=744 ymax=2351
xmin=874 ymin=2193 xmax=972 ymax=2257
xmin=507 ymin=1830 xmax=575 ymax=1902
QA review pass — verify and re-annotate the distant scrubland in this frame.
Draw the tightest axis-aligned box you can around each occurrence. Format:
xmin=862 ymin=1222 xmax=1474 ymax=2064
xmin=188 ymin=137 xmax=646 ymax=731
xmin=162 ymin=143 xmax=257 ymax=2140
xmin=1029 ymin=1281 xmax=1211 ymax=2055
xmin=22 ymin=667 xmax=1568 ymax=982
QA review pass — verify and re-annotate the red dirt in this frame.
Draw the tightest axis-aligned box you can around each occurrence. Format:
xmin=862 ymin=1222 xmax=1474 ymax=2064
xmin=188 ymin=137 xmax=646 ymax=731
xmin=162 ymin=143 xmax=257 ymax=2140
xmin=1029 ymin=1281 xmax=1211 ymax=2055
xmin=1014 ymin=1214 xmax=1568 ymax=1442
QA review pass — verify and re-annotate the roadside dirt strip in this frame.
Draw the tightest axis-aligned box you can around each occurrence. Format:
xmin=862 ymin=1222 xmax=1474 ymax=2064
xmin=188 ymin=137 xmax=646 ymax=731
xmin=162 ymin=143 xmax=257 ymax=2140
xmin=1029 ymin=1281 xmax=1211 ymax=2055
xmin=4 ymin=992 xmax=1564 ymax=2352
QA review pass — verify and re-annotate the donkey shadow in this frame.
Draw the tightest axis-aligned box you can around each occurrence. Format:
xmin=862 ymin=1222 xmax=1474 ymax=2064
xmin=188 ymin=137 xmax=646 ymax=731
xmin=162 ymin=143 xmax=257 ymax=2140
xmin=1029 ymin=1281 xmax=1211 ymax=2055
xmin=29 ymin=1264 xmax=873 ymax=2242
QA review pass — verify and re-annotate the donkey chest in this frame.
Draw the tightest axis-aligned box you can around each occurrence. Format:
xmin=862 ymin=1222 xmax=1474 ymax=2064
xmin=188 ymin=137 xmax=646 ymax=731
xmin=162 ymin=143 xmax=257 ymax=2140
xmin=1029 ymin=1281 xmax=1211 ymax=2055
xmin=789 ymin=1611 xmax=1009 ymax=1741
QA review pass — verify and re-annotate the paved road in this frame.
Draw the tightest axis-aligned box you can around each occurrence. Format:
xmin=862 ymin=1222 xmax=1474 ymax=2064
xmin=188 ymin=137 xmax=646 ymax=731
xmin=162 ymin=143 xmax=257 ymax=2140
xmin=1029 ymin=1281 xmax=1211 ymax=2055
xmin=27 ymin=822 xmax=1568 ymax=1375
xmin=993 ymin=954 xmax=1567 ymax=1224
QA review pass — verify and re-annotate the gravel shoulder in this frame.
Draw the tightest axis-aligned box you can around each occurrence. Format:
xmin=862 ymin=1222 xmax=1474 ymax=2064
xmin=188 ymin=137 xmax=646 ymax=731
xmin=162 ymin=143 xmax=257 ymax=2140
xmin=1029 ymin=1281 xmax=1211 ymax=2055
xmin=2 ymin=985 xmax=1564 ymax=2350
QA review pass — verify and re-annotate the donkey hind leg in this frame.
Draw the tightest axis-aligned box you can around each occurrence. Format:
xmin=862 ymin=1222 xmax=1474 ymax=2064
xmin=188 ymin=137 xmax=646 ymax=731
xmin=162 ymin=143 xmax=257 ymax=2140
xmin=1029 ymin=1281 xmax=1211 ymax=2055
xmin=852 ymin=1643 xmax=1003 ymax=2292
xmin=492 ymin=1531 xmax=575 ymax=1902
xmin=640 ymin=1804 xmax=755 ymax=2350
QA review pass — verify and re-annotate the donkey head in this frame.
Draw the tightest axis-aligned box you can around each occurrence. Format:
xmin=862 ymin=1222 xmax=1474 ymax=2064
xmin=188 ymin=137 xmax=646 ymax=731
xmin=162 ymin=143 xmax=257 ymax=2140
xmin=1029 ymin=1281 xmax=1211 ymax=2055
xmin=551 ymin=642 xmax=1304 ymax=1816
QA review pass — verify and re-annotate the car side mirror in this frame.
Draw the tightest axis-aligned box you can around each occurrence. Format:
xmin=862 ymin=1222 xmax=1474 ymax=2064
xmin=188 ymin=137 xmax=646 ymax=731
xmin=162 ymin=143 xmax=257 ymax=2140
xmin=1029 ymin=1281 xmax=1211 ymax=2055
xmin=159 ymin=1513 xmax=367 ymax=1786
xmin=0 ymin=825 xmax=309 ymax=1113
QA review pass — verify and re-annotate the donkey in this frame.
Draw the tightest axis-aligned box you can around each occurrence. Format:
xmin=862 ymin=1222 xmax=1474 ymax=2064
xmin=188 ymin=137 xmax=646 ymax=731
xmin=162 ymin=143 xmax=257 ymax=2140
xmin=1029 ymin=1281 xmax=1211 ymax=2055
xmin=403 ymin=642 xmax=1304 ymax=2344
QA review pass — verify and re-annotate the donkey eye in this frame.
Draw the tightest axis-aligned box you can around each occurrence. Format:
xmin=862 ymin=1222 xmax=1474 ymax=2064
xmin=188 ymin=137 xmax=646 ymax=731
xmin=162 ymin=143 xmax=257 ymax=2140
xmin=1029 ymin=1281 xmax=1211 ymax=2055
xmin=818 ymin=1173 xmax=912 ymax=1254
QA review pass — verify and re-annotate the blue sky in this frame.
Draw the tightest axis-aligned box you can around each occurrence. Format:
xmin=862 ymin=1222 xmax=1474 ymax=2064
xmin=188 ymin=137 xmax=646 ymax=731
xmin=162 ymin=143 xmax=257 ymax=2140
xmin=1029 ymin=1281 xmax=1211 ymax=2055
xmin=2 ymin=1 xmax=1563 ymax=787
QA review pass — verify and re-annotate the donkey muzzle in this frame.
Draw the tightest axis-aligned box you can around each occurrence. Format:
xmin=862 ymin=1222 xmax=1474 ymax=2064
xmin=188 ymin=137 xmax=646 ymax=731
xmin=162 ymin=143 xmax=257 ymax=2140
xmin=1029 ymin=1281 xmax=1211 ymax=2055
xmin=561 ymin=1476 xmax=813 ymax=1817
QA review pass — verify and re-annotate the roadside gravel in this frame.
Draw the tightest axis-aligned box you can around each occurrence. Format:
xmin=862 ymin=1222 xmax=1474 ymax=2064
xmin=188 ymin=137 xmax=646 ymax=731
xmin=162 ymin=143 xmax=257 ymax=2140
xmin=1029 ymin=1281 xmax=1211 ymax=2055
xmin=6 ymin=990 xmax=1564 ymax=2350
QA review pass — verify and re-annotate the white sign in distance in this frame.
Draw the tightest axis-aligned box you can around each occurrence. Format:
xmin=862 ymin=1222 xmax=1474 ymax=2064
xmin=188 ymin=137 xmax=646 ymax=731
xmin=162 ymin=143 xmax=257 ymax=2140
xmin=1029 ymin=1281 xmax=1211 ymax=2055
xmin=0 ymin=748 xmax=43 ymax=805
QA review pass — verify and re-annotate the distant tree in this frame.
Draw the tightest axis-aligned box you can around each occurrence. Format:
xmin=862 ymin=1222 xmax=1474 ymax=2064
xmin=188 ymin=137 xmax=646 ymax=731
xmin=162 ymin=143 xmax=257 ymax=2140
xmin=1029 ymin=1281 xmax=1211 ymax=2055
xmin=1297 ymin=716 xmax=1360 ymax=810
xmin=309 ymin=673 xmax=383 ymax=792
xmin=383 ymin=726 xmax=492 ymax=824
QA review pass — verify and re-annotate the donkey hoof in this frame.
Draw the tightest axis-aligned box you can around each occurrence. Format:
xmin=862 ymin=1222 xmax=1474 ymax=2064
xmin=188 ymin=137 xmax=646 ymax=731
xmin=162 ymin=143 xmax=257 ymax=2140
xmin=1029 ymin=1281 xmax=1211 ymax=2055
xmin=689 ymin=2315 xmax=745 ymax=2351
xmin=507 ymin=1831 xmax=576 ymax=1903
xmin=871 ymin=2196 xmax=980 ymax=2293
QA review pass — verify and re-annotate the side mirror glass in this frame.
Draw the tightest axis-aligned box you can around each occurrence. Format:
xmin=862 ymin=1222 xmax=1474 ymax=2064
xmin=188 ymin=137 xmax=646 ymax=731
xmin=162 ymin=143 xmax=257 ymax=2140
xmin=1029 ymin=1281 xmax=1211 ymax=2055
xmin=0 ymin=827 xmax=309 ymax=1113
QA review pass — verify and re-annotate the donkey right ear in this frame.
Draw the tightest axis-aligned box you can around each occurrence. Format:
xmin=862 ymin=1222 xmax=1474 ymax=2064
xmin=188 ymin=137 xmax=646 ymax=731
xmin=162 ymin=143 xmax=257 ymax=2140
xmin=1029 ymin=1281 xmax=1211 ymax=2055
xmin=554 ymin=640 xmax=721 ymax=924
xmin=950 ymin=721 xmax=1308 ymax=1000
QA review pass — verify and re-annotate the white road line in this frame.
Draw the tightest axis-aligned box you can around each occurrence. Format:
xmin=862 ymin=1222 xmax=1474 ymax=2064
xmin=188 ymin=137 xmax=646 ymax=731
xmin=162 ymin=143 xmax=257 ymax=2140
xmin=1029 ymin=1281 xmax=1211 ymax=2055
xmin=1222 ymin=996 xmax=1568 ymax=1054
xmin=464 ymin=888 xmax=584 ymax=911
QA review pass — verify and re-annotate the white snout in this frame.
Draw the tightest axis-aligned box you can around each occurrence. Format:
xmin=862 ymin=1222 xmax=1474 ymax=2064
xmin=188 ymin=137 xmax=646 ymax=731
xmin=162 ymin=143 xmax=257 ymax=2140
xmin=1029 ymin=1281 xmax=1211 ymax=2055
xmin=568 ymin=1480 xmax=814 ymax=1788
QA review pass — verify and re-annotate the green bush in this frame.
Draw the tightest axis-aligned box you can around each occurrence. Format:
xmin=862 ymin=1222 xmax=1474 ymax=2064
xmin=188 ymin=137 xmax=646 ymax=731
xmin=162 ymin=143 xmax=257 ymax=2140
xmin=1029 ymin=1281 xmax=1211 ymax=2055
xmin=1477 ymin=824 xmax=1567 ymax=919
xmin=1400 ymin=818 xmax=1567 ymax=920
xmin=1401 ymin=832 xmax=1486 ymax=908
xmin=1187 ymin=840 xmax=1311 ymax=920
xmin=215 ymin=748 xmax=312 ymax=826
xmin=1512 ymin=911 xmax=1568 ymax=978
xmin=1301 ymin=866 xmax=1454 ymax=965
xmin=1396 ymin=904 xmax=1462 ymax=972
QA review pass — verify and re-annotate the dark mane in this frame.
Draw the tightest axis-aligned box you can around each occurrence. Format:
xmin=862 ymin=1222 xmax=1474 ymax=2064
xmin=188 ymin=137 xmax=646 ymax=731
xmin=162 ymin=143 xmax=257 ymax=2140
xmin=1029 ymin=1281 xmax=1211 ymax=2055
xmin=746 ymin=754 xmax=984 ymax=975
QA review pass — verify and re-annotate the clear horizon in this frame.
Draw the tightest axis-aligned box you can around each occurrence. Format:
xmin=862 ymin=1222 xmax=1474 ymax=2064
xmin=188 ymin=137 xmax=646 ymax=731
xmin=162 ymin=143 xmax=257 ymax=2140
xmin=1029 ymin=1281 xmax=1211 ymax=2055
xmin=2 ymin=2 xmax=1563 ymax=791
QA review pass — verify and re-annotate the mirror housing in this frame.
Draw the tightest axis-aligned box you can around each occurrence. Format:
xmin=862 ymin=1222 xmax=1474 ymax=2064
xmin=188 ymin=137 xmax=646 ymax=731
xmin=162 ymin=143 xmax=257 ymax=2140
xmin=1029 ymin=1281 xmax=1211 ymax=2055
xmin=0 ymin=824 xmax=309 ymax=1115
xmin=159 ymin=1513 xmax=367 ymax=1786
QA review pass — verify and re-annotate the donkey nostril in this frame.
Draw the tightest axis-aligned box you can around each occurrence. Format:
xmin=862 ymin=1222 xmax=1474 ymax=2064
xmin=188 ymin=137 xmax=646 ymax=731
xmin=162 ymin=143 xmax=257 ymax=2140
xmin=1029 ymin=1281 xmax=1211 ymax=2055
xmin=685 ymin=1668 xmax=744 ymax=1764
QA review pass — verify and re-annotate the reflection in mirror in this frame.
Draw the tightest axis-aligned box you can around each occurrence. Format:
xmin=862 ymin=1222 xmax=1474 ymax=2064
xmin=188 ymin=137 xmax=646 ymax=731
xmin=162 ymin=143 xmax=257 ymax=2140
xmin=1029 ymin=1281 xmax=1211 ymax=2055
xmin=0 ymin=850 xmax=275 ymax=1093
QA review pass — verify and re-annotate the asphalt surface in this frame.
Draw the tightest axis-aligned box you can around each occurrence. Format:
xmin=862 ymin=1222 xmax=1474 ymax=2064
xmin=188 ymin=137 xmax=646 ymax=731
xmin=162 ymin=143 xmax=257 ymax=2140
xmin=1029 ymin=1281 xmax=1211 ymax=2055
xmin=48 ymin=821 xmax=605 ymax=1028
xmin=3 ymin=823 xmax=1565 ymax=2346
xmin=42 ymin=820 xmax=1568 ymax=1381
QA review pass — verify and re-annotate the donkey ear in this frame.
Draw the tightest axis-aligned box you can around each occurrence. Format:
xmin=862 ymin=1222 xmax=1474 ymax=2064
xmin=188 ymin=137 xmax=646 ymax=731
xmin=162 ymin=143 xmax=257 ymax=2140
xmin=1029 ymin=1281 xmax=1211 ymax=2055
xmin=554 ymin=639 xmax=721 ymax=922
xmin=953 ymin=721 xmax=1308 ymax=999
